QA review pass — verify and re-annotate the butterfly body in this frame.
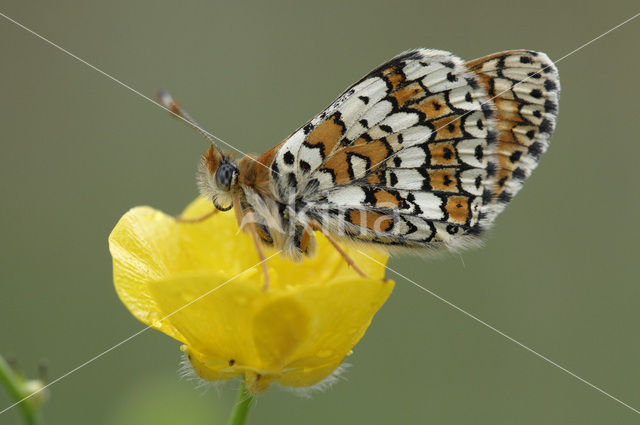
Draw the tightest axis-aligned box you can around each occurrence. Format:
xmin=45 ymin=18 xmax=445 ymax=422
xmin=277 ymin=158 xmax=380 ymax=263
xmin=170 ymin=48 xmax=560 ymax=266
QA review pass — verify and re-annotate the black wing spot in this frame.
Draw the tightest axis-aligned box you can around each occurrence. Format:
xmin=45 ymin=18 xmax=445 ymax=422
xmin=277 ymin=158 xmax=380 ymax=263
xmin=299 ymin=160 xmax=311 ymax=173
xmin=486 ymin=161 xmax=497 ymax=177
xmin=481 ymin=102 xmax=493 ymax=118
xmin=482 ymin=188 xmax=493 ymax=204
xmin=486 ymin=129 xmax=497 ymax=145
xmin=512 ymin=167 xmax=526 ymax=180
xmin=446 ymin=72 xmax=457 ymax=82
xmin=528 ymin=141 xmax=543 ymax=158
xmin=530 ymin=89 xmax=542 ymax=99
xmin=519 ymin=56 xmax=532 ymax=64
xmin=544 ymin=100 xmax=557 ymax=113
xmin=544 ymin=79 xmax=557 ymax=92
xmin=509 ymin=150 xmax=522 ymax=163
xmin=389 ymin=172 xmax=398 ymax=186
xmin=466 ymin=77 xmax=479 ymax=90
xmin=497 ymin=191 xmax=512 ymax=203
xmin=474 ymin=144 xmax=484 ymax=161
xmin=359 ymin=96 xmax=370 ymax=104
xmin=380 ymin=124 xmax=393 ymax=133
xmin=475 ymin=174 xmax=482 ymax=188
xmin=539 ymin=118 xmax=553 ymax=134
xmin=303 ymin=123 xmax=313 ymax=135
xmin=283 ymin=151 xmax=295 ymax=165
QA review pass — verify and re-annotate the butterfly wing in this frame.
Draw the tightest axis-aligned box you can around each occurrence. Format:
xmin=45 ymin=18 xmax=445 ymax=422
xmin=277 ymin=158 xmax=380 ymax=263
xmin=465 ymin=50 xmax=560 ymax=225
xmin=269 ymin=48 xmax=559 ymax=252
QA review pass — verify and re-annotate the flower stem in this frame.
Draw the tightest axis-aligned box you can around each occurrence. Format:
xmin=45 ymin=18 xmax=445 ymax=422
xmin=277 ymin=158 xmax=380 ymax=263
xmin=226 ymin=379 xmax=254 ymax=425
xmin=0 ymin=355 xmax=41 ymax=425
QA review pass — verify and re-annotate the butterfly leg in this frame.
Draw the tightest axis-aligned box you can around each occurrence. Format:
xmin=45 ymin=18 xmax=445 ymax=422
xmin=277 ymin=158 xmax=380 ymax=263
xmin=244 ymin=211 xmax=271 ymax=291
xmin=174 ymin=208 xmax=218 ymax=223
xmin=309 ymin=221 xmax=369 ymax=279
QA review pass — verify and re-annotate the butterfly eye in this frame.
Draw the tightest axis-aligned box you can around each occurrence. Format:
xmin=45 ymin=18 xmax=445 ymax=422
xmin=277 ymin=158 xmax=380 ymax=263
xmin=215 ymin=162 xmax=237 ymax=191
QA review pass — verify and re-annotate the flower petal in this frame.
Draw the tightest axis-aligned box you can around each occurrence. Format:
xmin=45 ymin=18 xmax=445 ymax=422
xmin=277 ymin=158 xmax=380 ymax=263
xmin=277 ymin=277 xmax=394 ymax=372
xmin=110 ymin=197 xmax=394 ymax=392
xmin=109 ymin=206 xmax=185 ymax=341
xmin=251 ymin=297 xmax=309 ymax=370
xmin=147 ymin=273 xmax=262 ymax=366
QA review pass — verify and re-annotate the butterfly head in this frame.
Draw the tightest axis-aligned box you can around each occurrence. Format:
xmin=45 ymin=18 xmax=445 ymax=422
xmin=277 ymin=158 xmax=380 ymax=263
xmin=197 ymin=145 xmax=239 ymax=211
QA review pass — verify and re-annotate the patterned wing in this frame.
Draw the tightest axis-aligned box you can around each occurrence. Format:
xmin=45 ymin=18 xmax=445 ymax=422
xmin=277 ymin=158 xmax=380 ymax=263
xmin=269 ymin=49 xmax=559 ymax=252
xmin=465 ymin=50 xmax=560 ymax=225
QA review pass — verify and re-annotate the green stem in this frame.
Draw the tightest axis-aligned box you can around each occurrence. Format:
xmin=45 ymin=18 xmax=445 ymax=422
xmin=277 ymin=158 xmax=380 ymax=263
xmin=226 ymin=379 xmax=254 ymax=425
xmin=0 ymin=355 xmax=41 ymax=425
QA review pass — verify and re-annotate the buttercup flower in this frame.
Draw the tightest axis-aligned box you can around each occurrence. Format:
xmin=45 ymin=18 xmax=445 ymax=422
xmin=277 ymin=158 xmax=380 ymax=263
xmin=109 ymin=197 xmax=393 ymax=394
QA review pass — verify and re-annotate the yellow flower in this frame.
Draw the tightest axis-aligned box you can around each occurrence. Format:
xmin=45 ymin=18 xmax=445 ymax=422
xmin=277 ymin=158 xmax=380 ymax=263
xmin=108 ymin=197 xmax=393 ymax=394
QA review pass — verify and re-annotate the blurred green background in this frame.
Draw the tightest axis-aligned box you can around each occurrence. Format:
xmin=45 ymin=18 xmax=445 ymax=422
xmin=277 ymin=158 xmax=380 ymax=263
xmin=1 ymin=1 xmax=639 ymax=424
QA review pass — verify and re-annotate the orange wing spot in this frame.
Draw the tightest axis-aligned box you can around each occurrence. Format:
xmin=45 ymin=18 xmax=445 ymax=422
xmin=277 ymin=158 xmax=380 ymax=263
xmin=512 ymin=124 xmax=538 ymax=147
xmin=389 ymin=82 xmax=425 ymax=107
xmin=496 ymin=142 xmax=527 ymax=172
xmin=374 ymin=189 xmax=400 ymax=208
xmin=306 ymin=114 xmax=345 ymax=156
xmin=319 ymin=150 xmax=350 ymax=185
xmin=495 ymin=99 xmax=524 ymax=123
xmin=472 ymin=73 xmax=495 ymax=96
xmin=382 ymin=66 xmax=404 ymax=90
xmin=428 ymin=141 xmax=458 ymax=166
xmin=428 ymin=168 xmax=459 ymax=192
xmin=348 ymin=210 xmax=393 ymax=232
xmin=321 ymin=140 xmax=390 ymax=184
xmin=409 ymin=93 xmax=452 ymax=119
xmin=494 ymin=168 xmax=512 ymax=192
xmin=431 ymin=116 xmax=464 ymax=140
xmin=445 ymin=196 xmax=470 ymax=224
xmin=367 ymin=172 xmax=382 ymax=185
xmin=497 ymin=128 xmax=516 ymax=144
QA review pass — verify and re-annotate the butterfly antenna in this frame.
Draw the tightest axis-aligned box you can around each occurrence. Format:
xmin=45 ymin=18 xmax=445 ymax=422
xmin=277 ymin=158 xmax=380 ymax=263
xmin=156 ymin=89 xmax=222 ymax=151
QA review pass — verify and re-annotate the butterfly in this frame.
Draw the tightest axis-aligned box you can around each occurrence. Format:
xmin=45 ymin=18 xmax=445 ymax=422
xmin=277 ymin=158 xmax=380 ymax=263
xmin=158 ymin=48 xmax=560 ymax=288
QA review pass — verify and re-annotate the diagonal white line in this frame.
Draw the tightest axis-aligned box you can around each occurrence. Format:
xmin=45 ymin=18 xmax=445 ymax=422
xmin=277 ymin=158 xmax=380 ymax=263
xmin=358 ymin=251 xmax=640 ymax=415
xmin=365 ymin=10 xmax=640 ymax=174
xmin=2 ymin=3 xmax=639 ymax=417
xmin=0 ymin=251 xmax=281 ymax=416
xmin=0 ymin=11 xmax=276 ymax=174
